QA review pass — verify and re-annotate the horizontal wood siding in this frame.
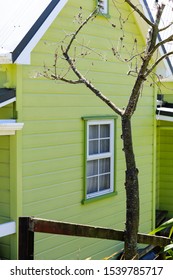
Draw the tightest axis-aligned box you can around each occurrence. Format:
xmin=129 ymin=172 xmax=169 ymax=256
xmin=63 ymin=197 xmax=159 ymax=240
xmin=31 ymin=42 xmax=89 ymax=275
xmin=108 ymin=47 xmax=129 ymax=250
xmin=0 ymin=93 xmax=14 ymax=259
xmin=21 ymin=0 xmax=154 ymax=259
xmin=0 ymin=136 xmax=10 ymax=259
xmin=157 ymin=123 xmax=173 ymax=217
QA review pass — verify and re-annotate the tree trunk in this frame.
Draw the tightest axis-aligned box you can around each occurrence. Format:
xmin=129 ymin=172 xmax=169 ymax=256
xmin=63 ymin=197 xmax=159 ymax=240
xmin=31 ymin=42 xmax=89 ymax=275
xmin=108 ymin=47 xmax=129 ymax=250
xmin=122 ymin=116 xmax=139 ymax=259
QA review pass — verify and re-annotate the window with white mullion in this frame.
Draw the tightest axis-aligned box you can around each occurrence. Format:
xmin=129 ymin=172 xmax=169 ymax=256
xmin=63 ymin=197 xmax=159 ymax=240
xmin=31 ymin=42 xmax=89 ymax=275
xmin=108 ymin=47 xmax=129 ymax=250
xmin=86 ymin=120 xmax=114 ymax=198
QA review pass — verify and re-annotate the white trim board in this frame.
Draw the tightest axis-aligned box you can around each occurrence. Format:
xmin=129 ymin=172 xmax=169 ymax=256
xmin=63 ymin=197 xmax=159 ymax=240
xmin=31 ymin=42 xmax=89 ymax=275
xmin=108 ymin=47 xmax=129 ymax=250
xmin=0 ymin=221 xmax=16 ymax=238
xmin=156 ymin=114 xmax=173 ymax=122
xmin=0 ymin=97 xmax=16 ymax=108
xmin=0 ymin=120 xmax=24 ymax=135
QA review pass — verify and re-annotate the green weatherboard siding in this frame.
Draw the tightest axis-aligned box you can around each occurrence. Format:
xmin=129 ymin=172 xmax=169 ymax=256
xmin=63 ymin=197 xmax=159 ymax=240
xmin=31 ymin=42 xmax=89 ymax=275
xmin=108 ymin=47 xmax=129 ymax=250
xmin=0 ymin=68 xmax=16 ymax=258
xmin=0 ymin=0 xmax=155 ymax=259
xmin=156 ymin=88 xmax=173 ymax=218
xmin=157 ymin=120 xmax=173 ymax=218
xmin=0 ymin=136 xmax=10 ymax=259
xmin=21 ymin=0 xmax=154 ymax=259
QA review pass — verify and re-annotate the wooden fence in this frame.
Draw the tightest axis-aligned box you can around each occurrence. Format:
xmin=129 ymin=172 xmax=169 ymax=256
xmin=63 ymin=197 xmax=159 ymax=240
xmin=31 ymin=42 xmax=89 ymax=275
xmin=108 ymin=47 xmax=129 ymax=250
xmin=18 ymin=216 xmax=171 ymax=260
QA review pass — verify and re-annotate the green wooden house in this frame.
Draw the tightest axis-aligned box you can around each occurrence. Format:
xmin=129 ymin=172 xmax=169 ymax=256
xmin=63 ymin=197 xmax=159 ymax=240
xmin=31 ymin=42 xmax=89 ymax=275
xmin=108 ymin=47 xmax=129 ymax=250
xmin=143 ymin=0 xmax=173 ymax=221
xmin=0 ymin=0 xmax=172 ymax=260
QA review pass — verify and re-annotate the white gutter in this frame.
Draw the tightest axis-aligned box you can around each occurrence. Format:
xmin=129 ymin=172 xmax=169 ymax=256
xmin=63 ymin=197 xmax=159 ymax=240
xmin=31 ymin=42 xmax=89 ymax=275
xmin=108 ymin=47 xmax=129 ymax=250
xmin=0 ymin=120 xmax=24 ymax=135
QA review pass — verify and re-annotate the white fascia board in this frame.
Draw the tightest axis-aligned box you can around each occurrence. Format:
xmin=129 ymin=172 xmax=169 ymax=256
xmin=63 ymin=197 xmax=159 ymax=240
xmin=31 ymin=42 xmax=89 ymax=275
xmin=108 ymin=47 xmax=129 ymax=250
xmin=156 ymin=107 xmax=173 ymax=122
xmin=156 ymin=114 xmax=173 ymax=122
xmin=15 ymin=0 xmax=68 ymax=64
xmin=0 ymin=97 xmax=16 ymax=108
xmin=0 ymin=221 xmax=16 ymax=238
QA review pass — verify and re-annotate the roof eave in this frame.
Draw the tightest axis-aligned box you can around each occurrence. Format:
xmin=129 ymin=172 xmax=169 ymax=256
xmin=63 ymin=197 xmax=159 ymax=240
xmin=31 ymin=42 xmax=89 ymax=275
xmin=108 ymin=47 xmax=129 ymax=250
xmin=0 ymin=0 xmax=68 ymax=65
xmin=158 ymin=77 xmax=173 ymax=83
xmin=13 ymin=0 xmax=68 ymax=65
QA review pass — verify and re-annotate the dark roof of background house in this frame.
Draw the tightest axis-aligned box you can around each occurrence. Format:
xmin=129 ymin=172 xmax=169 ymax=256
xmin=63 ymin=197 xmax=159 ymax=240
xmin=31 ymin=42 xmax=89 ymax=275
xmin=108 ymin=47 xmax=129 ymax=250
xmin=0 ymin=88 xmax=16 ymax=105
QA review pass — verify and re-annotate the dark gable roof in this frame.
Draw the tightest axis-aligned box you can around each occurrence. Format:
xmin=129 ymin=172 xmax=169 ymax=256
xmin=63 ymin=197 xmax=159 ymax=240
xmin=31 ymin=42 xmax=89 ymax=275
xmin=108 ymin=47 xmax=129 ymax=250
xmin=12 ymin=0 xmax=61 ymax=63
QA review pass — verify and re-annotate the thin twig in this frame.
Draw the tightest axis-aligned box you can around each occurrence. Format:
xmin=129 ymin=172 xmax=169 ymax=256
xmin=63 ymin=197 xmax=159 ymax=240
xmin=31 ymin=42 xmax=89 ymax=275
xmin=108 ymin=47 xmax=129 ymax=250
xmin=145 ymin=51 xmax=173 ymax=78
xmin=124 ymin=0 xmax=155 ymax=27
xmin=62 ymin=51 xmax=123 ymax=116
xmin=65 ymin=9 xmax=98 ymax=54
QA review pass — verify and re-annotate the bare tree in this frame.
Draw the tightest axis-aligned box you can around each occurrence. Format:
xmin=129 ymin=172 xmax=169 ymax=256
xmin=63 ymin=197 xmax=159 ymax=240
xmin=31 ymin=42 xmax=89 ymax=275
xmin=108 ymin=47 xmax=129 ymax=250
xmin=43 ymin=0 xmax=173 ymax=259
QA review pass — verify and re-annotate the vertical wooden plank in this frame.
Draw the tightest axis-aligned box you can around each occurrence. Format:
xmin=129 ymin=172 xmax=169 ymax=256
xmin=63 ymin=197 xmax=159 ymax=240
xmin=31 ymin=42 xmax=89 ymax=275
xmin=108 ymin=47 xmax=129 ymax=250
xmin=10 ymin=64 xmax=24 ymax=259
xmin=18 ymin=217 xmax=34 ymax=260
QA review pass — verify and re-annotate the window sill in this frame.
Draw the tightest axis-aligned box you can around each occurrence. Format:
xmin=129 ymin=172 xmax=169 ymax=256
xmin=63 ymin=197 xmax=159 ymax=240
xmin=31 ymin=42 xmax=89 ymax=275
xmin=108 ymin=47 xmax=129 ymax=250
xmin=81 ymin=191 xmax=117 ymax=204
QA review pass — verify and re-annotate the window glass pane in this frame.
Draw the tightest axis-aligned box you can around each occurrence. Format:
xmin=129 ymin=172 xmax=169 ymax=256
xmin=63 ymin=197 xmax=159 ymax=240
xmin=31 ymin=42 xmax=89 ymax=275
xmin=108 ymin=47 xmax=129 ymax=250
xmin=87 ymin=176 xmax=98 ymax=194
xmin=100 ymin=124 xmax=110 ymax=138
xmin=99 ymin=174 xmax=110 ymax=191
xmin=89 ymin=125 xmax=98 ymax=139
xmin=99 ymin=158 xmax=110 ymax=174
xmin=100 ymin=139 xmax=109 ymax=153
xmin=87 ymin=160 xmax=98 ymax=176
xmin=89 ymin=140 xmax=98 ymax=155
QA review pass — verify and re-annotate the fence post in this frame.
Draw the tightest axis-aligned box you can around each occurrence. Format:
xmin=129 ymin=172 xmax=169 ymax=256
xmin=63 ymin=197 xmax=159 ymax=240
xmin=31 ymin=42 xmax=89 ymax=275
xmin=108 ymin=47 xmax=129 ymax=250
xmin=18 ymin=217 xmax=34 ymax=260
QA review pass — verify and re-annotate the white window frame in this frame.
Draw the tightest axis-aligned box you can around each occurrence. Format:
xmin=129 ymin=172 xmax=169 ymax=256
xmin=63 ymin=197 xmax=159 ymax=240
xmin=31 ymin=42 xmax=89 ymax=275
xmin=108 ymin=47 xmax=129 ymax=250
xmin=97 ymin=0 xmax=108 ymax=15
xmin=86 ymin=119 xmax=114 ymax=199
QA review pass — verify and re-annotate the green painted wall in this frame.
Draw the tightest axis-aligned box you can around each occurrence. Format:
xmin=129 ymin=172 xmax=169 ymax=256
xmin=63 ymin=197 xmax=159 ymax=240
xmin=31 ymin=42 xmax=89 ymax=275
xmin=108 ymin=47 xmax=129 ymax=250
xmin=0 ymin=65 xmax=17 ymax=259
xmin=9 ymin=0 xmax=155 ymax=259
xmin=157 ymin=87 xmax=173 ymax=218
xmin=0 ymin=60 xmax=17 ymax=259
xmin=157 ymin=125 xmax=173 ymax=217
xmin=0 ymin=66 xmax=14 ymax=259
xmin=0 ymin=136 xmax=11 ymax=259
xmin=0 ymin=133 xmax=20 ymax=260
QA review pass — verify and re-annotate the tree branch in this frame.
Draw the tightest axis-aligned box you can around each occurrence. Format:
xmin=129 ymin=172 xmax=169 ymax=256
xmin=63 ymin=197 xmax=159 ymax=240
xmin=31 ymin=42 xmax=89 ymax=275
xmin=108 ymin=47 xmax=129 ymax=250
xmin=51 ymin=74 xmax=83 ymax=84
xmin=159 ymin=21 xmax=173 ymax=33
xmin=65 ymin=9 xmax=98 ymax=54
xmin=150 ymin=34 xmax=173 ymax=55
xmin=145 ymin=51 xmax=173 ymax=78
xmin=145 ymin=3 xmax=165 ymax=54
xmin=124 ymin=0 xmax=155 ymax=27
xmin=62 ymin=51 xmax=123 ymax=116
xmin=123 ymin=2 xmax=166 ymax=117
xmin=59 ymin=7 xmax=124 ymax=116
